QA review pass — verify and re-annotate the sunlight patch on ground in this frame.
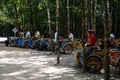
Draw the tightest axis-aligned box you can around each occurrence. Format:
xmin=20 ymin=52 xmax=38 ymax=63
xmin=0 ymin=48 xmax=78 ymax=80
xmin=0 ymin=51 xmax=14 ymax=56
xmin=28 ymin=66 xmax=76 ymax=80
xmin=47 ymin=75 xmax=62 ymax=80
xmin=0 ymin=55 xmax=76 ymax=80
xmin=0 ymin=56 xmax=54 ymax=65
xmin=2 ymin=70 xmax=28 ymax=76
xmin=42 ymin=66 xmax=75 ymax=75
xmin=0 ymin=65 xmax=6 ymax=68
xmin=0 ymin=50 xmax=31 ymax=57
xmin=15 ymin=77 xmax=26 ymax=80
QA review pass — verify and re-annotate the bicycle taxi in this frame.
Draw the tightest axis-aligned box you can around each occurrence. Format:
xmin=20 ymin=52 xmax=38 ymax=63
xmin=75 ymin=39 xmax=120 ymax=73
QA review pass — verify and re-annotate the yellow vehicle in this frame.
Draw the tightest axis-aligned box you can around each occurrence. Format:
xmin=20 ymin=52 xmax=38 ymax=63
xmin=75 ymin=42 xmax=104 ymax=72
xmin=75 ymin=41 xmax=120 ymax=73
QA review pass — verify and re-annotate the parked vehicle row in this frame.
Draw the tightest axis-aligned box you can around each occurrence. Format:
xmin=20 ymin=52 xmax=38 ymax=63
xmin=7 ymin=37 xmax=76 ymax=54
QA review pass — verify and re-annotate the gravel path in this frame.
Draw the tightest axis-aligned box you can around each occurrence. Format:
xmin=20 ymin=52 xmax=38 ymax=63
xmin=0 ymin=43 xmax=119 ymax=80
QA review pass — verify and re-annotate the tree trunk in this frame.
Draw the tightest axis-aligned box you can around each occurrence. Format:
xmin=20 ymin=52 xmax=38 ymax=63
xmin=56 ymin=0 xmax=60 ymax=64
xmin=23 ymin=0 xmax=26 ymax=31
xmin=44 ymin=0 xmax=52 ymax=36
xmin=35 ymin=1 xmax=39 ymax=30
xmin=87 ymin=0 xmax=91 ymax=29
xmin=113 ymin=1 xmax=117 ymax=36
xmin=81 ymin=0 xmax=86 ymax=72
xmin=20 ymin=0 xmax=23 ymax=29
xmin=72 ymin=0 xmax=75 ymax=36
xmin=90 ymin=0 xmax=93 ymax=29
xmin=67 ymin=0 xmax=70 ymax=32
xmin=108 ymin=0 xmax=112 ymax=33
xmin=13 ymin=2 xmax=19 ymax=30
xmin=93 ymin=0 xmax=97 ymax=34
xmin=29 ymin=6 xmax=34 ymax=34
xmin=103 ymin=0 xmax=110 ymax=80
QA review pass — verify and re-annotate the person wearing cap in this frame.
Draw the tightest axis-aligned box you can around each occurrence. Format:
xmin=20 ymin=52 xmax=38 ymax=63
xmin=85 ymin=29 xmax=99 ymax=56
xmin=109 ymin=33 xmax=116 ymax=48
xmin=85 ymin=29 xmax=96 ymax=47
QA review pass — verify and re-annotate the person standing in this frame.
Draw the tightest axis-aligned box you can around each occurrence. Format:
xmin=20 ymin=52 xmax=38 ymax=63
xmin=54 ymin=31 xmax=58 ymax=43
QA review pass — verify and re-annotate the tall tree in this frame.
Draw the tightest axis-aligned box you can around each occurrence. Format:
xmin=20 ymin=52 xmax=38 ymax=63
xmin=81 ymin=0 xmax=86 ymax=72
xmin=103 ymin=0 xmax=110 ymax=80
xmin=93 ymin=0 xmax=97 ymax=34
xmin=108 ymin=0 xmax=112 ymax=33
xmin=56 ymin=0 xmax=60 ymax=64
xmin=34 ymin=0 xmax=39 ymax=30
xmin=13 ymin=1 xmax=19 ymax=29
xmin=72 ymin=0 xmax=76 ymax=36
xmin=44 ymin=0 xmax=51 ymax=36
xmin=1 ymin=0 xmax=120 ymax=38
xmin=67 ymin=0 xmax=70 ymax=32
xmin=86 ymin=0 xmax=91 ymax=29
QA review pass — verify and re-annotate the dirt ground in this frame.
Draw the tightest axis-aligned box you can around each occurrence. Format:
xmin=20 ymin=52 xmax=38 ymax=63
xmin=0 ymin=43 xmax=119 ymax=80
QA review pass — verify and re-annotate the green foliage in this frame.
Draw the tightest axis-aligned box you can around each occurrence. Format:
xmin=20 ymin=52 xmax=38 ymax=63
xmin=0 ymin=0 xmax=120 ymax=38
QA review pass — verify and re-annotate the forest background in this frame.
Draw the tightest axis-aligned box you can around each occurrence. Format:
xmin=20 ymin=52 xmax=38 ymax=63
xmin=0 ymin=0 xmax=120 ymax=39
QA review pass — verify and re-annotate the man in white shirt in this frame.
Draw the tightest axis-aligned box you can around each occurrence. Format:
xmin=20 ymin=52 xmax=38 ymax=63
xmin=25 ymin=30 xmax=31 ymax=38
xmin=19 ymin=30 xmax=24 ymax=38
xmin=54 ymin=32 xmax=57 ymax=42
xmin=110 ymin=33 xmax=115 ymax=39
xmin=68 ymin=30 xmax=74 ymax=41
